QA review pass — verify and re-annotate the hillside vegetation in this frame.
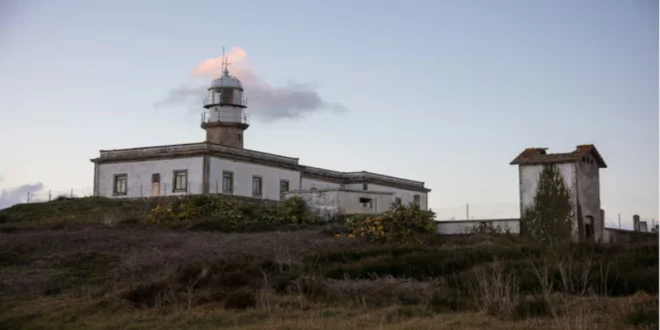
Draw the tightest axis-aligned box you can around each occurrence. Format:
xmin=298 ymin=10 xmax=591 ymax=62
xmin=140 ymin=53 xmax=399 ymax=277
xmin=0 ymin=196 xmax=658 ymax=330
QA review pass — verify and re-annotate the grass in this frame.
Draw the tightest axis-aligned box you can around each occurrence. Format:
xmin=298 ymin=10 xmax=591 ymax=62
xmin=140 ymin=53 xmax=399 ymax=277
xmin=0 ymin=197 xmax=658 ymax=329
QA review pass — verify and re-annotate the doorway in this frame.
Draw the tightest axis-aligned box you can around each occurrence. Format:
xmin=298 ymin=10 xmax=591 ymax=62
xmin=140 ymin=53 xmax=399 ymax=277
xmin=151 ymin=173 xmax=161 ymax=197
xmin=584 ymin=215 xmax=594 ymax=241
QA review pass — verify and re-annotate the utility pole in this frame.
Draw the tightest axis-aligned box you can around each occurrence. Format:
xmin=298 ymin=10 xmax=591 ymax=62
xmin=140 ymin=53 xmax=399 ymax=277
xmin=466 ymin=204 xmax=470 ymax=221
xmin=618 ymin=213 xmax=621 ymax=229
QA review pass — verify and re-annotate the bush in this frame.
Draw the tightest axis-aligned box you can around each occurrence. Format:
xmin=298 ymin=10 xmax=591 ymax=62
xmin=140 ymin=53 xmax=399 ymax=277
xmin=224 ymin=288 xmax=256 ymax=309
xmin=145 ymin=195 xmax=320 ymax=230
xmin=346 ymin=203 xmax=435 ymax=244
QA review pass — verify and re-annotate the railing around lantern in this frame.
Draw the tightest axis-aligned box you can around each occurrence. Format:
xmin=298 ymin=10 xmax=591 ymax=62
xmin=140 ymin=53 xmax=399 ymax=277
xmin=203 ymin=95 xmax=248 ymax=107
xmin=201 ymin=111 xmax=249 ymax=125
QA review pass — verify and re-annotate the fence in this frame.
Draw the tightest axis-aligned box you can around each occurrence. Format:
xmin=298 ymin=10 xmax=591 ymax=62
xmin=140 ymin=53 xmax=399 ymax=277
xmin=433 ymin=203 xmax=520 ymax=221
xmin=20 ymin=186 xmax=658 ymax=232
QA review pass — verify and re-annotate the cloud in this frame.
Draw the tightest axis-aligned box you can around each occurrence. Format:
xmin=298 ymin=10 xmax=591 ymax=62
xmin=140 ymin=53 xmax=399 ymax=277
xmin=155 ymin=47 xmax=346 ymax=122
xmin=0 ymin=182 xmax=44 ymax=210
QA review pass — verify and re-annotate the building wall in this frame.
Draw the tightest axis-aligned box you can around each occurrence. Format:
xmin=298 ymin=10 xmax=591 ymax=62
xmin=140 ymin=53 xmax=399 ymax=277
xmin=336 ymin=190 xmax=395 ymax=215
xmin=284 ymin=189 xmax=395 ymax=220
xmin=96 ymin=157 xmax=204 ymax=198
xmin=603 ymin=228 xmax=658 ymax=244
xmin=576 ymin=154 xmax=603 ymax=241
xmin=436 ymin=219 xmax=520 ymax=235
xmin=345 ymin=183 xmax=428 ymax=210
xmin=519 ymin=163 xmax=579 ymax=240
xmin=284 ymin=190 xmax=340 ymax=219
xmin=208 ymin=156 xmax=301 ymax=200
xmin=301 ymin=177 xmax=342 ymax=190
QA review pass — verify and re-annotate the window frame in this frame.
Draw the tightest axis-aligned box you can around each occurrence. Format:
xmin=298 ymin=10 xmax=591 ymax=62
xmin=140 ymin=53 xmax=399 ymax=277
xmin=279 ymin=179 xmax=290 ymax=200
xmin=113 ymin=174 xmax=128 ymax=196
xmin=359 ymin=197 xmax=373 ymax=209
xmin=362 ymin=183 xmax=368 ymax=190
xmin=222 ymin=171 xmax=234 ymax=194
xmin=413 ymin=194 xmax=421 ymax=204
xmin=252 ymin=175 xmax=263 ymax=197
xmin=172 ymin=170 xmax=188 ymax=193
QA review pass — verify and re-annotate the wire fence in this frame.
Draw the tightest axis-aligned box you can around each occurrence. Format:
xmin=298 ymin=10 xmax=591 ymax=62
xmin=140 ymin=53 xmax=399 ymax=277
xmin=21 ymin=186 xmax=657 ymax=232
xmin=433 ymin=203 xmax=520 ymax=221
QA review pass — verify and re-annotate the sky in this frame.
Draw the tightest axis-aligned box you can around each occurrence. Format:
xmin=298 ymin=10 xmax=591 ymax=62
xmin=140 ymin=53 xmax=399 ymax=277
xmin=0 ymin=0 xmax=657 ymax=227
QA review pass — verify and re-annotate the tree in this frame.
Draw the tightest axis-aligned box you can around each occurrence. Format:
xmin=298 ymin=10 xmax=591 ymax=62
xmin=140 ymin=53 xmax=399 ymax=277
xmin=521 ymin=164 xmax=574 ymax=242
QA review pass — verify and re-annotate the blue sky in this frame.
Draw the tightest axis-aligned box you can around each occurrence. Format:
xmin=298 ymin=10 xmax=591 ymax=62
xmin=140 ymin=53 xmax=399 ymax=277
xmin=0 ymin=0 xmax=657 ymax=226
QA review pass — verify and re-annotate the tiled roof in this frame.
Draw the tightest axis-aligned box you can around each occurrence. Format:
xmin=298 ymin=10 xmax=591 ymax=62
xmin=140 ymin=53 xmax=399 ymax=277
xmin=510 ymin=144 xmax=607 ymax=168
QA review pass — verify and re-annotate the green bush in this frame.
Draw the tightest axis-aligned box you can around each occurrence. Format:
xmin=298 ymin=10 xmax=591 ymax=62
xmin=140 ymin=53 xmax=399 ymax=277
xmin=346 ymin=203 xmax=436 ymax=244
xmin=145 ymin=195 xmax=320 ymax=230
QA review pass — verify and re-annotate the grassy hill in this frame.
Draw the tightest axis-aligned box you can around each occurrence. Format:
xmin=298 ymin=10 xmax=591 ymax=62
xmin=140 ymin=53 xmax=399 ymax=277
xmin=0 ymin=196 xmax=658 ymax=329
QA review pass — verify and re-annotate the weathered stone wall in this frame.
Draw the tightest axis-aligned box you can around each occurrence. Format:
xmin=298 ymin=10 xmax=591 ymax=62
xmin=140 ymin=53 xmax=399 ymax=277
xmin=205 ymin=126 xmax=245 ymax=149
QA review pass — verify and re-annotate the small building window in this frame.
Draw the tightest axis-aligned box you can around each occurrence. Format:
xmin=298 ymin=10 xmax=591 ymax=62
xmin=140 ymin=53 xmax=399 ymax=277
xmin=362 ymin=183 xmax=368 ymax=190
xmin=223 ymin=171 xmax=234 ymax=194
xmin=413 ymin=195 xmax=421 ymax=204
xmin=173 ymin=170 xmax=188 ymax=192
xmin=113 ymin=174 xmax=127 ymax=196
xmin=359 ymin=197 xmax=373 ymax=208
xmin=151 ymin=173 xmax=160 ymax=183
xmin=237 ymin=133 xmax=242 ymax=141
xmin=252 ymin=176 xmax=263 ymax=197
xmin=280 ymin=180 xmax=290 ymax=200
xmin=394 ymin=197 xmax=402 ymax=205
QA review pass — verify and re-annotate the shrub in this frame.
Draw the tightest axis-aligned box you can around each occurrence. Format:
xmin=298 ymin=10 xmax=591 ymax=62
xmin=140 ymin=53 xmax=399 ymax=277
xmin=224 ymin=288 xmax=256 ymax=309
xmin=346 ymin=203 xmax=436 ymax=244
xmin=145 ymin=195 xmax=320 ymax=230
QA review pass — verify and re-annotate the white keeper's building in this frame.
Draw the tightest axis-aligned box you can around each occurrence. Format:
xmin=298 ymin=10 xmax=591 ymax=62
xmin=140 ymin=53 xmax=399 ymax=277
xmin=91 ymin=64 xmax=430 ymax=218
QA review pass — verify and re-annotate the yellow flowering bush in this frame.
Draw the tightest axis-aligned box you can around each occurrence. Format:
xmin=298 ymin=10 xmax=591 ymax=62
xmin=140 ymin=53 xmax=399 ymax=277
xmin=347 ymin=203 xmax=436 ymax=244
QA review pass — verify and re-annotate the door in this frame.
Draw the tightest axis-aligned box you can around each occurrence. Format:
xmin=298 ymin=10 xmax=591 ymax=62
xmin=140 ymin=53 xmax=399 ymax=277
xmin=584 ymin=215 xmax=594 ymax=241
xmin=151 ymin=173 xmax=161 ymax=197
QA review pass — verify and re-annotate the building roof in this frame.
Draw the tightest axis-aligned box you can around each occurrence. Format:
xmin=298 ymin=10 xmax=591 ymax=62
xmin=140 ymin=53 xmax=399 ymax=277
xmin=209 ymin=74 xmax=243 ymax=89
xmin=509 ymin=144 xmax=607 ymax=168
xmin=91 ymin=142 xmax=431 ymax=192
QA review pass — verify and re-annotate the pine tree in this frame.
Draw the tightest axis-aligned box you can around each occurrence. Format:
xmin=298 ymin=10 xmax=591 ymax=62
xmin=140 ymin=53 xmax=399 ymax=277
xmin=521 ymin=164 xmax=574 ymax=242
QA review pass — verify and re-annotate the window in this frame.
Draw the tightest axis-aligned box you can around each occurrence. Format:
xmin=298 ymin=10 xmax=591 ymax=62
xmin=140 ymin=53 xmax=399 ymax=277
xmin=237 ymin=133 xmax=242 ymax=141
xmin=359 ymin=197 xmax=373 ymax=208
xmin=394 ymin=197 xmax=402 ymax=205
xmin=280 ymin=180 xmax=290 ymax=200
xmin=173 ymin=170 xmax=188 ymax=192
xmin=252 ymin=176 xmax=263 ymax=197
xmin=151 ymin=173 xmax=160 ymax=183
xmin=362 ymin=183 xmax=368 ymax=190
xmin=413 ymin=195 xmax=421 ymax=204
xmin=113 ymin=174 xmax=127 ymax=196
xmin=222 ymin=171 xmax=234 ymax=194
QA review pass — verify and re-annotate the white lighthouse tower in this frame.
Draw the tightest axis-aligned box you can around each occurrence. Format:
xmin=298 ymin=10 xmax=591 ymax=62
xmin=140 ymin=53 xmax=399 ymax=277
xmin=201 ymin=50 xmax=249 ymax=149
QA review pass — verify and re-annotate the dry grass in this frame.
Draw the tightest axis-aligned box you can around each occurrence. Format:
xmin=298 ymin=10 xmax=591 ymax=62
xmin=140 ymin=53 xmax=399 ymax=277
xmin=0 ymin=197 xmax=657 ymax=329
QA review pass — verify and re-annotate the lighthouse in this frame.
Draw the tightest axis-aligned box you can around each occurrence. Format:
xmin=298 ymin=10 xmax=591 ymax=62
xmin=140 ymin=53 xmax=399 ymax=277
xmin=201 ymin=51 xmax=249 ymax=149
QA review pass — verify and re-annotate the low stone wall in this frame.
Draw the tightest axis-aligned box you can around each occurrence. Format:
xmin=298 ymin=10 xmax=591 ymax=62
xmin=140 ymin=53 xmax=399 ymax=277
xmin=436 ymin=218 xmax=520 ymax=235
xmin=603 ymin=228 xmax=658 ymax=244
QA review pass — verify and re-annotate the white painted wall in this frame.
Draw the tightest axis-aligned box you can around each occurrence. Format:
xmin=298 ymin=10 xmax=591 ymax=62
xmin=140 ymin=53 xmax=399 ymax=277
xmin=436 ymin=219 xmax=520 ymax=235
xmin=284 ymin=190 xmax=340 ymax=219
xmin=208 ymin=156 xmax=301 ymax=200
xmin=97 ymin=157 xmax=204 ymax=198
xmin=519 ymin=163 xmax=579 ymax=239
xmin=337 ymin=190 xmax=395 ymax=215
xmin=284 ymin=189 xmax=395 ymax=220
xmin=345 ymin=183 xmax=428 ymax=210
xmin=301 ymin=177 xmax=342 ymax=190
